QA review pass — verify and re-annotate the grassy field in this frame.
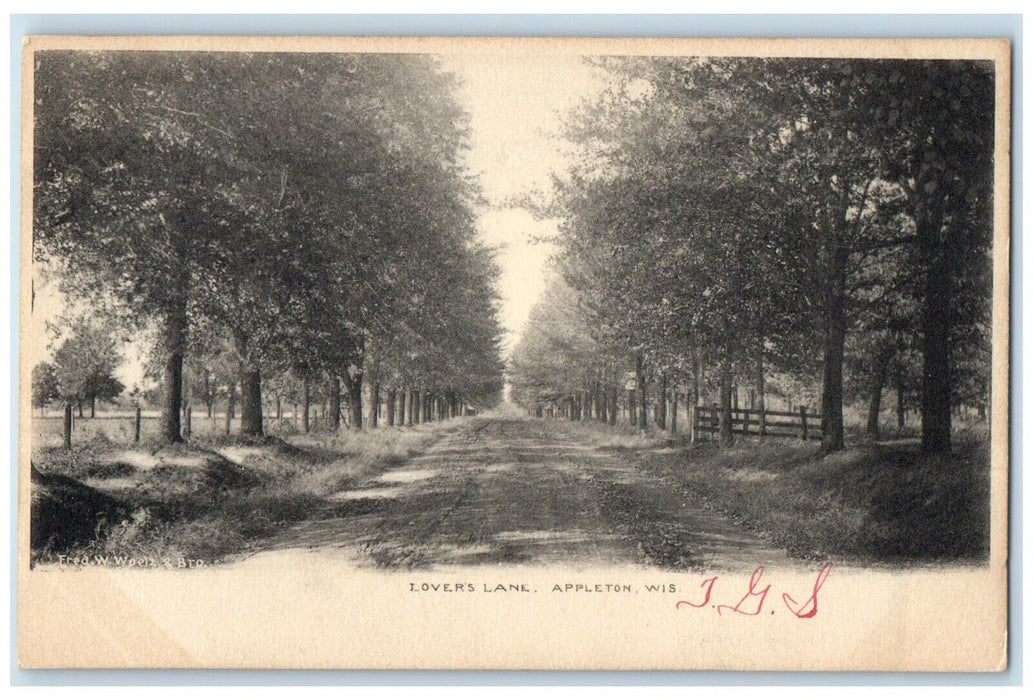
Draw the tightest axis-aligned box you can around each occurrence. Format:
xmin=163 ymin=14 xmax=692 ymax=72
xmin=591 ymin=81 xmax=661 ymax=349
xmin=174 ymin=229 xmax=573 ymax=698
xmin=30 ymin=420 xmax=460 ymax=567
xmin=32 ymin=411 xmax=321 ymax=449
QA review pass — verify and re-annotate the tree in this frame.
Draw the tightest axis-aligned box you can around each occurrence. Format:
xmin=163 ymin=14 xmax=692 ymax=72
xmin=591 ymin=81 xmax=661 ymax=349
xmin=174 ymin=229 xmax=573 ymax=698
xmin=31 ymin=362 xmax=60 ymax=413
xmin=517 ymin=56 xmax=993 ymax=455
xmin=34 ymin=51 xmax=505 ymax=441
xmin=51 ymin=317 xmax=124 ymax=416
xmin=34 ymin=52 xmax=252 ymax=441
xmin=879 ymin=61 xmax=995 ymax=453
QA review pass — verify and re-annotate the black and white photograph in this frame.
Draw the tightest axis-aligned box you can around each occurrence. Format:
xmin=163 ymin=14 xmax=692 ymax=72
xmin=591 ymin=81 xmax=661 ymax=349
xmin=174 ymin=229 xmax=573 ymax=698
xmin=17 ymin=35 xmax=1010 ymax=670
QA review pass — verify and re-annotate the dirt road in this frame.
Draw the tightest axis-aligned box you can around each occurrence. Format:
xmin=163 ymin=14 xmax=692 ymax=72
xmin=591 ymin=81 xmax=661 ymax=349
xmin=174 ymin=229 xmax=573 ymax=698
xmin=262 ymin=415 xmax=790 ymax=571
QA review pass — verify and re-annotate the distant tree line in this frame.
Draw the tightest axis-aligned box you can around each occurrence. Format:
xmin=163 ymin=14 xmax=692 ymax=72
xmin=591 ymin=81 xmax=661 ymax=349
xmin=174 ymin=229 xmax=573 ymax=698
xmin=33 ymin=51 xmax=505 ymax=442
xmin=509 ymin=57 xmax=995 ymax=455
xmin=31 ymin=316 xmax=125 ymax=418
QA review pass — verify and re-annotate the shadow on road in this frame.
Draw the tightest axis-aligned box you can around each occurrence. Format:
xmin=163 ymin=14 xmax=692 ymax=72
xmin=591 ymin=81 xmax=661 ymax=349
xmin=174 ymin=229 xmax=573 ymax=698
xmin=262 ymin=416 xmax=790 ymax=571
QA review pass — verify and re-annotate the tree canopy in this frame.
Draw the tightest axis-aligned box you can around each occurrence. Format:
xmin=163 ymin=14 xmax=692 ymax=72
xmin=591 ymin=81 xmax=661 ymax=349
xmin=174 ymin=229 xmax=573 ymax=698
xmin=34 ymin=51 xmax=504 ymax=442
xmin=510 ymin=57 xmax=995 ymax=454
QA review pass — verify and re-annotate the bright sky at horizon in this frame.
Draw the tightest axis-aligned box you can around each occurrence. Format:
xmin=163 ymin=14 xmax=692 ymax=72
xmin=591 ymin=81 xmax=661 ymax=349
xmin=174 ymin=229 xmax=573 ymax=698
xmin=441 ymin=53 xmax=610 ymax=357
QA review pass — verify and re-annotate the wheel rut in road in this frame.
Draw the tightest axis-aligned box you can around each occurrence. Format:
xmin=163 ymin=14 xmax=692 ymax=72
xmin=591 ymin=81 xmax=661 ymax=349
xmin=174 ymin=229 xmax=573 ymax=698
xmin=261 ymin=416 xmax=790 ymax=571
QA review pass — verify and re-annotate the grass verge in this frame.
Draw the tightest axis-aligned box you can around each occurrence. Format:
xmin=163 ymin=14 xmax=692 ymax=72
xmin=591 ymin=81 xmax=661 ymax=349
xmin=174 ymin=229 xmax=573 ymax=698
xmin=550 ymin=417 xmax=991 ymax=566
xmin=30 ymin=421 xmax=458 ymax=567
xmin=650 ymin=440 xmax=990 ymax=565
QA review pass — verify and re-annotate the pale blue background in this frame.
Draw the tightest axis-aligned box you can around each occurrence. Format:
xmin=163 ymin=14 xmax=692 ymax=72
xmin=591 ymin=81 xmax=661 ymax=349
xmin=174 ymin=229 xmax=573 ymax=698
xmin=8 ymin=13 xmax=1023 ymax=686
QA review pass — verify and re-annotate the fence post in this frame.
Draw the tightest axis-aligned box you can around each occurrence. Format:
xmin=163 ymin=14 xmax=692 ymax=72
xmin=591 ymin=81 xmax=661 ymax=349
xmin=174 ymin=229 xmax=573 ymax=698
xmin=134 ymin=406 xmax=142 ymax=444
xmin=63 ymin=402 xmax=73 ymax=450
xmin=690 ymin=405 xmax=699 ymax=444
xmin=743 ymin=408 xmax=751 ymax=437
xmin=710 ymin=403 xmax=719 ymax=441
xmin=759 ymin=406 xmax=767 ymax=438
xmin=184 ymin=404 xmax=192 ymax=439
xmin=799 ymin=405 xmax=808 ymax=441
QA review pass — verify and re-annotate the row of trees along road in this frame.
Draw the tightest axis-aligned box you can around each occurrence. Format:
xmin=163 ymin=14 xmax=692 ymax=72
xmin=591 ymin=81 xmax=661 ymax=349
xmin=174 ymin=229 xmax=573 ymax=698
xmin=509 ymin=57 xmax=995 ymax=455
xmin=34 ymin=51 xmax=505 ymax=443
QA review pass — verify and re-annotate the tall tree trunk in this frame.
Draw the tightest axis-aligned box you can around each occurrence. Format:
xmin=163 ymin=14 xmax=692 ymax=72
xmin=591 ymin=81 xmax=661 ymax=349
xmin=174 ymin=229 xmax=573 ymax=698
xmin=224 ymin=383 xmax=235 ymax=435
xmin=656 ymin=372 xmax=667 ymax=429
xmin=693 ymin=345 xmax=703 ymax=409
xmin=159 ymin=298 xmax=187 ymax=443
xmin=301 ymin=377 xmax=310 ymax=433
xmin=896 ymin=367 xmax=906 ymax=429
xmin=637 ymin=354 xmax=648 ymax=430
xmin=609 ymin=384 xmax=618 ymax=426
xmin=755 ymin=343 xmax=766 ymax=436
xmin=387 ymin=388 xmax=396 ymax=427
xmin=238 ymin=366 xmax=263 ymax=437
xmin=920 ymin=238 xmax=953 ymax=454
xmin=369 ymin=382 xmax=380 ymax=428
xmin=670 ymin=386 xmax=678 ymax=434
xmin=238 ymin=363 xmax=263 ymax=437
xmin=90 ymin=397 xmax=96 ymax=418
xmin=63 ymin=401 xmax=73 ymax=450
xmin=327 ymin=375 xmax=341 ymax=431
xmin=719 ymin=360 xmax=734 ymax=447
xmin=866 ymin=345 xmax=893 ymax=437
xmin=407 ymin=388 xmax=415 ymax=426
xmin=820 ymin=321 xmax=846 ymax=452
xmin=820 ymin=240 xmax=848 ymax=453
xmin=344 ymin=371 xmax=363 ymax=431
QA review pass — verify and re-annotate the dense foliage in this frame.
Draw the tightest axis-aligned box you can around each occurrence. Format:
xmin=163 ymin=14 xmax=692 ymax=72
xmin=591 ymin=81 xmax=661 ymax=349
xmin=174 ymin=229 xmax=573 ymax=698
xmin=510 ymin=57 xmax=995 ymax=454
xmin=34 ymin=51 xmax=504 ymax=441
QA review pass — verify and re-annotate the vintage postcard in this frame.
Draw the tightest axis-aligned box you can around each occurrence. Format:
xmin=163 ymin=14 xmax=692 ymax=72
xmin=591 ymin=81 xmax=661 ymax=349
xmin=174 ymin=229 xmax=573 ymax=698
xmin=18 ymin=35 xmax=1010 ymax=670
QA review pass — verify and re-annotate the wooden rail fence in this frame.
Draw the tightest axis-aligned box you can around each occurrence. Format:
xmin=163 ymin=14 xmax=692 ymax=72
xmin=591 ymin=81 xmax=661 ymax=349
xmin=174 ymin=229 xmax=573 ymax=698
xmin=36 ymin=407 xmax=318 ymax=448
xmin=690 ymin=405 xmax=822 ymax=443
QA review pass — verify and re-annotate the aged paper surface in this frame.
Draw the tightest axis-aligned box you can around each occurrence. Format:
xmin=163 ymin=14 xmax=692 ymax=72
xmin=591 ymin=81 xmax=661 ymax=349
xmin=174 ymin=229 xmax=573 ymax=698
xmin=18 ymin=35 xmax=1010 ymax=670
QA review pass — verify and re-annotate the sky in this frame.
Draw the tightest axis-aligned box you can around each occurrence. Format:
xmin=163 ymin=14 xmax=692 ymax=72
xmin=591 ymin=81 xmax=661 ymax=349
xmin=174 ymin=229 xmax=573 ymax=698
xmin=440 ymin=53 xmax=610 ymax=356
